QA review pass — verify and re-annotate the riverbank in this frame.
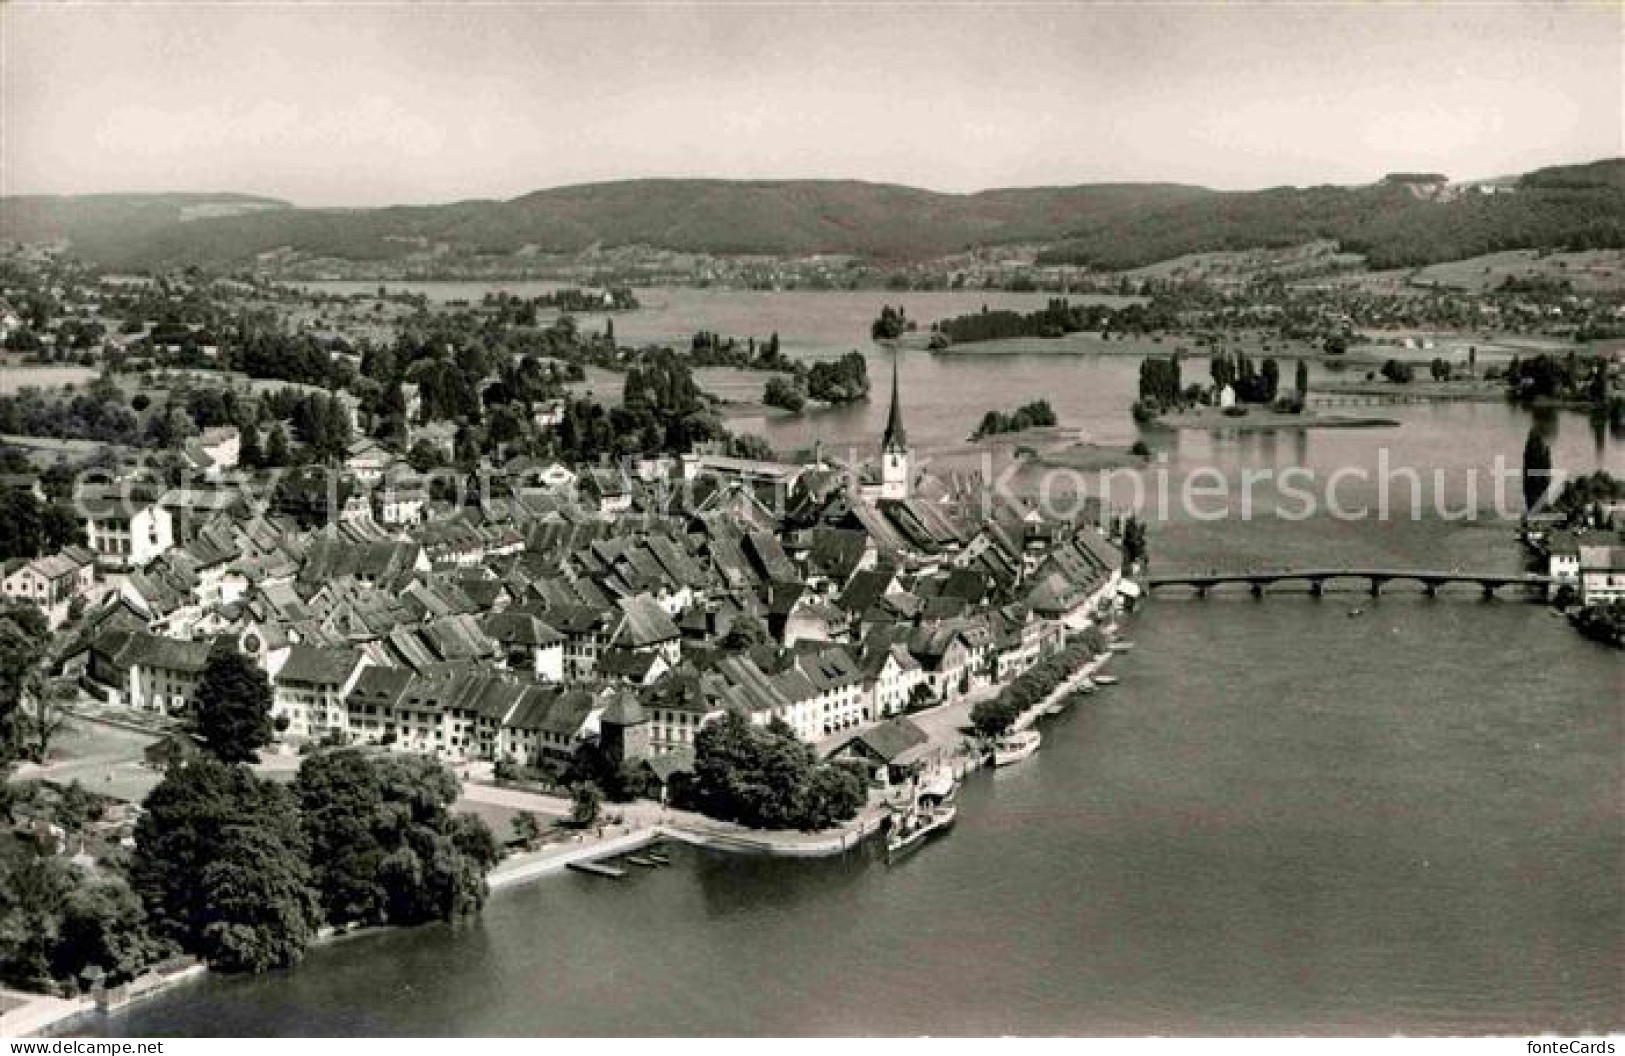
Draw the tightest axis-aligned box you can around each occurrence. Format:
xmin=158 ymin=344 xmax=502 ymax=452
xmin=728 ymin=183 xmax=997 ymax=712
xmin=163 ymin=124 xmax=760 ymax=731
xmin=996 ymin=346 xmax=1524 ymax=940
xmin=1148 ymin=407 xmax=1399 ymax=432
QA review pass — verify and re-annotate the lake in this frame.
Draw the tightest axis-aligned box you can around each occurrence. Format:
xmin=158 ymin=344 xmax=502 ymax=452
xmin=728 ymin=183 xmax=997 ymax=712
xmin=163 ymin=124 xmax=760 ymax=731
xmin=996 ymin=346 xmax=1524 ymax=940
xmin=74 ymin=287 xmax=1623 ymax=1037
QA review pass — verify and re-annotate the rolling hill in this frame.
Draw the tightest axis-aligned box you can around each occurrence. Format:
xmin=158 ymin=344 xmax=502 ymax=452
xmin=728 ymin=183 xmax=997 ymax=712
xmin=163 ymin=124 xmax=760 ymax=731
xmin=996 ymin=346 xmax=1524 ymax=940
xmin=2 ymin=161 xmax=1621 ymax=273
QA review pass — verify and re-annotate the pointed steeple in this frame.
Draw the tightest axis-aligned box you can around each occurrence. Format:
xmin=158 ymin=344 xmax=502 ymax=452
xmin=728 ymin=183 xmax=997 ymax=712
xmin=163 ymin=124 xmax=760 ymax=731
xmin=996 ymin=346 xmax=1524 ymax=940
xmin=882 ymin=352 xmax=907 ymax=452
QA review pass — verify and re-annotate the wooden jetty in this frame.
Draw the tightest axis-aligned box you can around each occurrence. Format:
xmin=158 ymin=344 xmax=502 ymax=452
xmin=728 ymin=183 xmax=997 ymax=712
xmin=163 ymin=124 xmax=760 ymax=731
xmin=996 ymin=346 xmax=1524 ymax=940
xmin=567 ymin=860 xmax=627 ymax=879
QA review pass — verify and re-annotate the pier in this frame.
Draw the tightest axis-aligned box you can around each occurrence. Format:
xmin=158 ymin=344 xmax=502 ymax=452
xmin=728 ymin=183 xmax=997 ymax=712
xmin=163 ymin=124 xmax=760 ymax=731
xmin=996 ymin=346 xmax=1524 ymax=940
xmin=1147 ymin=568 xmax=1553 ymax=599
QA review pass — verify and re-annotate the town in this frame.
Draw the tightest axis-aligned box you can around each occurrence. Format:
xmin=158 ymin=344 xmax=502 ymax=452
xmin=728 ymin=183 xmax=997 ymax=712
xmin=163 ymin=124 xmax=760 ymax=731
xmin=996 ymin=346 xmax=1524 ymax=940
xmin=0 ymin=250 xmax=1143 ymax=1029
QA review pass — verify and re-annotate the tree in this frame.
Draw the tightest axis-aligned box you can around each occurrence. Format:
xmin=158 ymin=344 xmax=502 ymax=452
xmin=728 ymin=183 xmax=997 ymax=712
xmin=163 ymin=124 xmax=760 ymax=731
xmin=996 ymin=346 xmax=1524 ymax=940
xmin=16 ymin=676 xmax=73 ymax=764
xmin=193 ymin=645 xmax=274 ymax=764
xmin=688 ymin=712 xmax=864 ymax=831
xmin=1522 ymin=427 xmax=1553 ymax=513
xmin=0 ymin=489 xmax=44 ymax=562
xmin=570 ymin=782 xmax=602 ymax=828
xmin=294 ymin=751 xmax=500 ymax=929
xmin=512 ymin=812 xmax=543 ymax=849
xmin=763 ymin=375 xmax=806 ymax=413
xmin=238 ymin=423 xmax=263 ymax=469
xmin=0 ymin=600 xmax=49 ymax=758
xmin=131 ymin=759 xmax=318 ymax=973
xmin=971 ymin=696 xmax=1021 ymax=739
xmin=264 ymin=422 xmax=291 ymax=467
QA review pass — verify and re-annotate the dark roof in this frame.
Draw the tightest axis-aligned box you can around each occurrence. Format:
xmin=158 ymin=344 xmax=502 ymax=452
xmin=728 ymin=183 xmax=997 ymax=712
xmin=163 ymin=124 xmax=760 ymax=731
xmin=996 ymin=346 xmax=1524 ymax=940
xmin=848 ymin=717 xmax=929 ymax=763
xmin=481 ymin=611 xmax=564 ymax=648
xmin=278 ymin=645 xmax=363 ymax=686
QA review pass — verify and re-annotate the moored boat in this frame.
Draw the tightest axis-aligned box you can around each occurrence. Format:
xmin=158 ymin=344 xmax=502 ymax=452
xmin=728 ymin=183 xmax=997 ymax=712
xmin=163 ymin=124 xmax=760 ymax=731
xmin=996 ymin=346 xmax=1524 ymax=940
xmin=1109 ymin=640 xmax=1136 ymax=652
xmin=886 ymin=802 xmax=957 ymax=861
xmin=1093 ymin=673 xmax=1119 ymax=686
xmin=993 ymin=729 xmax=1042 ymax=766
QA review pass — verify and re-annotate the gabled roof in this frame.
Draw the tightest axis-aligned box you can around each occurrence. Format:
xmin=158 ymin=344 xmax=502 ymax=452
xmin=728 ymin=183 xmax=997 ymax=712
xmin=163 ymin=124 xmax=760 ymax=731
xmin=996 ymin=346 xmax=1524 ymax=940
xmin=481 ymin=610 xmax=564 ymax=648
xmin=613 ymin=594 xmax=681 ymax=648
xmin=277 ymin=644 xmax=364 ymax=686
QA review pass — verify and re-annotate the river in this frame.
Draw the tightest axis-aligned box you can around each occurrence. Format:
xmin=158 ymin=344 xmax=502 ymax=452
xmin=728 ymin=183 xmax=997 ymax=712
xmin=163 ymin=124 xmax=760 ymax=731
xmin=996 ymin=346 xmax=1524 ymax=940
xmin=76 ymin=287 xmax=1623 ymax=1036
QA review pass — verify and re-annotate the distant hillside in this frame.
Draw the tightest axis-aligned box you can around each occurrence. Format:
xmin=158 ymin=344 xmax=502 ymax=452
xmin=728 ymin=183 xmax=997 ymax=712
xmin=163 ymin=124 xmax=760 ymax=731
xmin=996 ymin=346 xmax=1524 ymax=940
xmin=1036 ymin=160 xmax=1625 ymax=270
xmin=3 ymin=161 xmax=1621 ymax=273
xmin=0 ymin=193 xmax=291 ymax=258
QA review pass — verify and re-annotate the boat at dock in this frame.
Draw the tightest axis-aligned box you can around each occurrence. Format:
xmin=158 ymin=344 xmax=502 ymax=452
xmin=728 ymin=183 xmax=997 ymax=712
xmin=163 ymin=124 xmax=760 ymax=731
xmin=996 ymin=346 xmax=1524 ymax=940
xmin=993 ymin=729 xmax=1042 ymax=766
xmin=1093 ymin=673 xmax=1119 ymax=686
xmin=1109 ymin=640 xmax=1136 ymax=652
xmin=886 ymin=802 xmax=957 ymax=861
xmin=624 ymin=855 xmax=660 ymax=868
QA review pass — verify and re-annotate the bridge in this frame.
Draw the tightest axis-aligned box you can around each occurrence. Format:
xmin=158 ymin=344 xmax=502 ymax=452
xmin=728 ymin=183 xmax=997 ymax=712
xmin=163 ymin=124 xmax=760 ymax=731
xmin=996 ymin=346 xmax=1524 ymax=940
xmin=1146 ymin=568 xmax=1553 ymax=599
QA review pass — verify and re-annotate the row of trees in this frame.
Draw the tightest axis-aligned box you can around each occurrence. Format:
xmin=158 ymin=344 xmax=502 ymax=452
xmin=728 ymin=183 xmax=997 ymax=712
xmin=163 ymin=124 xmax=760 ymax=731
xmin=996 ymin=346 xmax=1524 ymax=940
xmin=932 ymin=298 xmax=1177 ymax=345
xmin=689 ymin=331 xmax=793 ymax=371
xmin=971 ymin=399 xmax=1058 ymax=439
xmin=970 ymin=633 xmax=1105 ymax=739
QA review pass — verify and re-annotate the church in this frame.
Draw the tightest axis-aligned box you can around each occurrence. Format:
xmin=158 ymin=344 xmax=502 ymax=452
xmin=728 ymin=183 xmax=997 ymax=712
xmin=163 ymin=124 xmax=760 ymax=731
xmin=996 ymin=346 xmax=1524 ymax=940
xmin=857 ymin=353 xmax=913 ymax=503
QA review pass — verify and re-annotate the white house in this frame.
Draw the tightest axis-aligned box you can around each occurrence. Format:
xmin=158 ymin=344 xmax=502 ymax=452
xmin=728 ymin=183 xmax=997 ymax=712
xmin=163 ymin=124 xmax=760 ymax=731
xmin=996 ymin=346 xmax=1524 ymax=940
xmin=1 ymin=546 xmax=96 ymax=628
xmin=81 ymin=495 xmax=175 ymax=571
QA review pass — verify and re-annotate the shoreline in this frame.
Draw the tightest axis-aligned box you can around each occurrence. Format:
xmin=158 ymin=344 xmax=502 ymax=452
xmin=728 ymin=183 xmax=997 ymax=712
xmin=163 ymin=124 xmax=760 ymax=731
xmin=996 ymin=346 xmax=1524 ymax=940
xmin=20 ymin=626 xmax=1129 ymax=1038
xmin=1148 ymin=409 xmax=1400 ymax=432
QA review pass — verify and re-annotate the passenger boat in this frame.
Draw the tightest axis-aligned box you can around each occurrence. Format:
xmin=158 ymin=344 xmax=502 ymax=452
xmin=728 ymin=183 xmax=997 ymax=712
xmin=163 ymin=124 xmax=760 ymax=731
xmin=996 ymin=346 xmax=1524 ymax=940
xmin=993 ymin=729 xmax=1042 ymax=766
xmin=886 ymin=802 xmax=957 ymax=861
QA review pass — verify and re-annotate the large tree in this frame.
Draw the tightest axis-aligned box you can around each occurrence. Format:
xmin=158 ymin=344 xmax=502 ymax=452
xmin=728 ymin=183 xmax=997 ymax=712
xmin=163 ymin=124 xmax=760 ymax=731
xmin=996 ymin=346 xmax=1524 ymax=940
xmin=193 ymin=645 xmax=275 ymax=763
xmin=689 ymin=712 xmax=865 ymax=831
xmin=294 ymin=751 xmax=500 ymax=929
xmin=131 ymin=759 xmax=319 ymax=973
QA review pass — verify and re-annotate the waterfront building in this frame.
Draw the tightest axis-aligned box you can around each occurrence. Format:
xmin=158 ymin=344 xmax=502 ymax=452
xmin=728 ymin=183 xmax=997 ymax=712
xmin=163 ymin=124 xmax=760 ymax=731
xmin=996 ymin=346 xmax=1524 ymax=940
xmin=1578 ymin=544 xmax=1625 ymax=605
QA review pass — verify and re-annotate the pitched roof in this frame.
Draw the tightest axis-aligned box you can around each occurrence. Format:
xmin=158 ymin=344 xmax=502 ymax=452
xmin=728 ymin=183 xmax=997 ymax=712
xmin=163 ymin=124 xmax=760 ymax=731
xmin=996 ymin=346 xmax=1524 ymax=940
xmin=613 ymin=594 xmax=681 ymax=648
xmin=277 ymin=644 xmax=364 ymax=686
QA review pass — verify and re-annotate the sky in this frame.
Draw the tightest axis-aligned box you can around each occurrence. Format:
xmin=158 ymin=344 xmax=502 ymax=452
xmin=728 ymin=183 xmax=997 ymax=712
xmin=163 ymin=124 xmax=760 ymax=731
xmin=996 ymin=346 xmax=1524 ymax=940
xmin=2 ymin=1 xmax=1620 ymax=206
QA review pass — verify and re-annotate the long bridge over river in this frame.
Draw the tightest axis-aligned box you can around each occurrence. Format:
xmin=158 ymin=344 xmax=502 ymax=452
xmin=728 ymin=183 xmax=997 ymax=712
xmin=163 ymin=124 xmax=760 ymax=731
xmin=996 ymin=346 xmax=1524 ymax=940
xmin=1147 ymin=568 xmax=1553 ymax=599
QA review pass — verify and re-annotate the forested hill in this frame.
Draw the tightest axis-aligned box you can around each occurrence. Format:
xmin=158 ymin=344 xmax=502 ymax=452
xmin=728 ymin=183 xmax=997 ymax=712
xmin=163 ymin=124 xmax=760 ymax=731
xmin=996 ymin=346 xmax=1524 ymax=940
xmin=1034 ymin=160 xmax=1625 ymax=270
xmin=0 ymin=193 xmax=291 ymax=257
xmin=2 ymin=160 xmax=1621 ymax=272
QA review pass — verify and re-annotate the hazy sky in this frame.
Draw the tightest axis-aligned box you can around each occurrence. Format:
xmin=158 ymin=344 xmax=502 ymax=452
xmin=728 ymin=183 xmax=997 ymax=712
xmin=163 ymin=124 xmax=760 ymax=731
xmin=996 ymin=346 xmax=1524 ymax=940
xmin=3 ymin=2 xmax=1620 ymax=206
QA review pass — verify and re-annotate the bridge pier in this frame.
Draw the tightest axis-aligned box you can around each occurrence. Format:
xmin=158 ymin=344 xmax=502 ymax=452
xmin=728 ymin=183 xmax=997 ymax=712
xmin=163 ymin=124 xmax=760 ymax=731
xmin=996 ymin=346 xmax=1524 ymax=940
xmin=1309 ymin=579 xmax=1324 ymax=598
xmin=1481 ymin=582 xmax=1497 ymax=599
xmin=1423 ymin=582 xmax=1438 ymax=598
xmin=1195 ymin=585 xmax=1207 ymax=599
xmin=1369 ymin=579 xmax=1383 ymax=597
xmin=1250 ymin=582 xmax=1264 ymax=598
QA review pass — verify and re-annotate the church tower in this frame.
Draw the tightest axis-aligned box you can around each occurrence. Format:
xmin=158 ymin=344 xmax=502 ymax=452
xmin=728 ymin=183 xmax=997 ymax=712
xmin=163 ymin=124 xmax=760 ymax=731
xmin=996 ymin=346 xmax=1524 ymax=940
xmin=880 ymin=352 xmax=910 ymax=500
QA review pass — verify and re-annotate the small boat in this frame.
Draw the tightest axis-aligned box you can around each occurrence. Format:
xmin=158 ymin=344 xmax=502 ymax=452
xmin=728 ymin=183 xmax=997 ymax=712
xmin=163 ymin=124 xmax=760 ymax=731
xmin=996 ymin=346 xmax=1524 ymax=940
xmin=1109 ymin=640 xmax=1136 ymax=653
xmin=886 ymin=802 xmax=957 ymax=861
xmin=1093 ymin=674 xmax=1119 ymax=686
xmin=1347 ymin=607 xmax=1365 ymax=618
xmin=1043 ymin=701 xmax=1066 ymax=717
xmin=1074 ymin=678 xmax=1097 ymax=694
xmin=993 ymin=729 xmax=1042 ymax=766
xmin=644 ymin=851 xmax=671 ymax=865
xmin=623 ymin=855 xmax=660 ymax=868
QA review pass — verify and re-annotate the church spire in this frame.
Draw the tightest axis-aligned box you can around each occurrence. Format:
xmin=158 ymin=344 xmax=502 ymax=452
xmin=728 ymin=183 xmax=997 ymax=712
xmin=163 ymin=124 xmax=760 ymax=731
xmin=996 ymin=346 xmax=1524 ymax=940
xmin=882 ymin=351 xmax=907 ymax=452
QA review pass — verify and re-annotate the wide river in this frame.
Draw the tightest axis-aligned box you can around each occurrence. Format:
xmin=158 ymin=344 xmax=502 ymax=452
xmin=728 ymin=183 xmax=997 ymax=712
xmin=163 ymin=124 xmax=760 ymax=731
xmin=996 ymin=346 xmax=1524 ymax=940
xmin=85 ymin=288 xmax=1622 ymax=1036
